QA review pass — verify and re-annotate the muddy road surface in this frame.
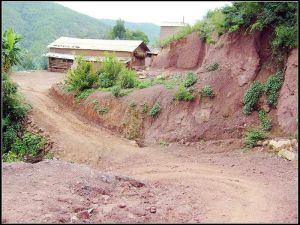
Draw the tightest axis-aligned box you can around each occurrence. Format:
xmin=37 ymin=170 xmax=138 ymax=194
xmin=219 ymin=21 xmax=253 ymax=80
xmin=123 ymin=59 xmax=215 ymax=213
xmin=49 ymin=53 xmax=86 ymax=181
xmin=3 ymin=70 xmax=298 ymax=223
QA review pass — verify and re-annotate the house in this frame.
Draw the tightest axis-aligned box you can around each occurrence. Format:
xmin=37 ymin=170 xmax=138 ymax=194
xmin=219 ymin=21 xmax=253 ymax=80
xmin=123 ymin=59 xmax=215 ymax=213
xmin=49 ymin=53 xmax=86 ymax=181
xmin=45 ymin=37 xmax=150 ymax=72
xmin=160 ymin=22 xmax=186 ymax=41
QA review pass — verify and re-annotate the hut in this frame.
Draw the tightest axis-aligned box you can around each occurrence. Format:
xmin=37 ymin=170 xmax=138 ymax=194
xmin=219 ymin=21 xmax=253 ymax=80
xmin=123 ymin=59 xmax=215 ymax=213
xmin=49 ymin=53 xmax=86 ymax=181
xmin=45 ymin=37 xmax=150 ymax=72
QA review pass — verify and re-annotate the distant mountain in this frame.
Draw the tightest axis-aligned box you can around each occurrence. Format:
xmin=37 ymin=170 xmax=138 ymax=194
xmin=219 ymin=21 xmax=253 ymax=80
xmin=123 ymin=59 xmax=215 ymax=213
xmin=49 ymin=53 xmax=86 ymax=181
xmin=2 ymin=1 xmax=160 ymax=67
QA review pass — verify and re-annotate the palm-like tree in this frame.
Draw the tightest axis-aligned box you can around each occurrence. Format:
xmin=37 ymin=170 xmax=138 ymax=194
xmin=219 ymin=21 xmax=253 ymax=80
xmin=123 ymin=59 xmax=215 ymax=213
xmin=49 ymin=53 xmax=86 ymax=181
xmin=2 ymin=28 xmax=23 ymax=72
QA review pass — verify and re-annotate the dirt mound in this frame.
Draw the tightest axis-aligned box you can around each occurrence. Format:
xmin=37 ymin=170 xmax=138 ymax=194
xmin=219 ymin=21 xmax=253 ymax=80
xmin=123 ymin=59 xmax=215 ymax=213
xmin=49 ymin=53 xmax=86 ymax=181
xmin=277 ymin=48 xmax=298 ymax=134
xmin=2 ymin=160 xmax=203 ymax=223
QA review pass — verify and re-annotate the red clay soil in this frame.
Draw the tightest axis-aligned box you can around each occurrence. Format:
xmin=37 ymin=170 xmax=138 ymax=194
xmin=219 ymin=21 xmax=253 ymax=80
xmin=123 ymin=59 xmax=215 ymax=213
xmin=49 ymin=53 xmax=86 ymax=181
xmin=277 ymin=48 xmax=298 ymax=134
xmin=3 ymin=71 xmax=298 ymax=223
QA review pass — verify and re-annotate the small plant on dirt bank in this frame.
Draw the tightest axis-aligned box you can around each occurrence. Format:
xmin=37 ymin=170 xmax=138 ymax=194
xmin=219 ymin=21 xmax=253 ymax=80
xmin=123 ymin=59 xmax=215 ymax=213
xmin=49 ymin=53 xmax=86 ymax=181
xmin=244 ymin=127 xmax=268 ymax=148
xmin=44 ymin=152 xmax=54 ymax=160
xmin=111 ymin=86 xmax=121 ymax=97
xmin=205 ymin=63 xmax=219 ymax=72
xmin=97 ymin=54 xmax=124 ymax=88
xmin=65 ymin=57 xmax=98 ymax=93
xmin=243 ymin=81 xmax=264 ymax=115
xmin=258 ymin=110 xmax=272 ymax=131
xmin=92 ymin=100 xmax=108 ymax=115
xmin=159 ymin=140 xmax=170 ymax=146
xmin=149 ymin=103 xmax=161 ymax=118
xmin=264 ymin=71 xmax=284 ymax=107
xmin=142 ymin=102 xmax=149 ymax=113
xmin=184 ymin=72 xmax=197 ymax=88
xmin=119 ymin=69 xmax=138 ymax=89
xmin=75 ymin=89 xmax=94 ymax=103
xmin=200 ymin=85 xmax=214 ymax=98
xmin=3 ymin=132 xmax=46 ymax=162
xmin=175 ymin=86 xmax=195 ymax=101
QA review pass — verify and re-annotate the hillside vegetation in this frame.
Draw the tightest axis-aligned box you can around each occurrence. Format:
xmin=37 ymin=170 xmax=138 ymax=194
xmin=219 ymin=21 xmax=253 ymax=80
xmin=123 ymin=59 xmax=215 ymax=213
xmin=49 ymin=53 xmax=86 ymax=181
xmin=2 ymin=1 xmax=159 ymax=69
xmin=160 ymin=2 xmax=297 ymax=55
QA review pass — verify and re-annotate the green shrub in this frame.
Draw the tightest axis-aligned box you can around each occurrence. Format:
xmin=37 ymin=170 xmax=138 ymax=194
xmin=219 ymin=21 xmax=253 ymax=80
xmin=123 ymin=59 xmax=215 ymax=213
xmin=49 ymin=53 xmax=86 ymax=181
xmin=244 ymin=127 xmax=268 ymax=147
xmin=98 ymin=72 xmax=115 ymax=88
xmin=75 ymin=89 xmax=94 ymax=103
xmin=2 ymin=73 xmax=30 ymax=153
xmin=11 ymin=132 xmax=46 ymax=159
xmin=258 ymin=110 xmax=272 ymax=131
xmin=184 ymin=72 xmax=197 ymax=87
xmin=3 ymin=126 xmax=19 ymax=153
xmin=200 ymin=85 xmax=214 ymax=98
xmin=272 ymin=25 xmax=297 ymax=51
xmin=119 ymin=69 xmax=137 ymax=88
xmin=243 ymin=81 xmax=264 ymax=115
xmin=222 ymin=2 xmax=297 ymax=52
xmin=205 ymin=63 xmax=219 ymax=72
xmin=175 ymin=86 xmax=195 ymax=101
xmin=111 ymin=86 xmax=121 ymax=97
xmin=97 ymin=54 xmax=124 ymax=87
xmin=149 ymin=103 xmax=161 ymax=117
xmin=3 ymin=74 xmax=30 ymax=123
xmin=264 ymin=71 xmax=284 ymax=107
xmin=2 ymin=151 xmax=19 ymax=162
xmin=65 ymin=57 xmax=98 ymax=93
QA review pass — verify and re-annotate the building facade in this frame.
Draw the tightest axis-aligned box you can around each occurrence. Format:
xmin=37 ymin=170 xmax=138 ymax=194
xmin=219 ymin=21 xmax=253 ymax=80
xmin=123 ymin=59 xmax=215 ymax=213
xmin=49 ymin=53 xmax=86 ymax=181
xmin=160 ymin=22 xmax=186 ymax=41
xmin=45 ymin=37 xmax=150 ymax=72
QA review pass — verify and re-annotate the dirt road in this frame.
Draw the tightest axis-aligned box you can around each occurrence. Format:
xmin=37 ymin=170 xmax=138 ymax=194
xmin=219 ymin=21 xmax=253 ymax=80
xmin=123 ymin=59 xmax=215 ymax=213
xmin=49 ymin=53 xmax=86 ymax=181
xmin=4 ymin=70 xmax=298 ymax=223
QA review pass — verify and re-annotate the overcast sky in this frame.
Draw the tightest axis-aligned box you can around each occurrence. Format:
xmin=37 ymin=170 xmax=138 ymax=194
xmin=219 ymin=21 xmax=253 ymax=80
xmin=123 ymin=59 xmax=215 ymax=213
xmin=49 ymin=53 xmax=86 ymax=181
xmin=57 ymin=1 xmax=232 ymax=25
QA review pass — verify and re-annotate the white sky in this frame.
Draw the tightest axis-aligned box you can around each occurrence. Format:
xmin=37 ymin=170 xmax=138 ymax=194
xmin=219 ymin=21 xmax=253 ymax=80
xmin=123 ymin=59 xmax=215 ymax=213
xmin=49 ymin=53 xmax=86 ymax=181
xmin=57 ymin=1 xmax=232 ymax=25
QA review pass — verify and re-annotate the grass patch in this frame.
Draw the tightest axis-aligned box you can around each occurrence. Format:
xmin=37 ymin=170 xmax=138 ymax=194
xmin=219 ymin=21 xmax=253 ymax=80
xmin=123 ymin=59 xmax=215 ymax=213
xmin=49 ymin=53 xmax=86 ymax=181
xmin=175 ymin=86 xmax=195 ymax=101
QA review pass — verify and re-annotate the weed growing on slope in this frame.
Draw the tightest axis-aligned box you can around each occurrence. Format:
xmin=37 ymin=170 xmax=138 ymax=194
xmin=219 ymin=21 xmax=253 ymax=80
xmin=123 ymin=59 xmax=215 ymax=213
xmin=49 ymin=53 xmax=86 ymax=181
xmin=200 ymin=85 xmax=214 ymax=98
xmin=243 ymin=81 xmax=264 ymax=115
xmin=175 ymin=86 xmax=195 ymax=101
xmin=183 ymin=72 xmax=197 ymax=87
xmin=149 ymin=103 xmax=161 ymax=118
xmin=244 ymin=127 xmax=268 ymax=147
xmin=258 ymin=110 xmax=272 ymax=131
xmin=264 ymin=71 xmax=284 ymax=107
xmin=205 ymin=63 xmax=219 ymax=72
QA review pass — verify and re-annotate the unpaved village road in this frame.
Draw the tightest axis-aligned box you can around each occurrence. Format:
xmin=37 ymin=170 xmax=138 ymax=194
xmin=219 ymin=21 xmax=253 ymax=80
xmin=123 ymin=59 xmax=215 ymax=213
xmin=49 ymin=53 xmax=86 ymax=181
xmin=3 ymin=70 xmax=298 ymax=223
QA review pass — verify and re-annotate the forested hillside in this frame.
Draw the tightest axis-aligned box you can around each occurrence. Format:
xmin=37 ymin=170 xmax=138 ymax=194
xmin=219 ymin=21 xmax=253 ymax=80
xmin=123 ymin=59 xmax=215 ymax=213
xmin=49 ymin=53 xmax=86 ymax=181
xmin=2 ymin=1 xmax=159 ymax=69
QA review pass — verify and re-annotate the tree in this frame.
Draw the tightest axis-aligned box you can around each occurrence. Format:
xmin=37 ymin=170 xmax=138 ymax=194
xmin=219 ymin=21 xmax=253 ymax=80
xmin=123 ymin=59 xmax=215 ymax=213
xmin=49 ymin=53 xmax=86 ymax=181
xmin=111 ymin=19 xmax=150 ymax=44
xmin=2 ymin=28 xmax=23 ymax=72
xmin=126 ymin=29 xmax=149 ymax=44
xmin=111 ymin=19 xmax=127 ymax=40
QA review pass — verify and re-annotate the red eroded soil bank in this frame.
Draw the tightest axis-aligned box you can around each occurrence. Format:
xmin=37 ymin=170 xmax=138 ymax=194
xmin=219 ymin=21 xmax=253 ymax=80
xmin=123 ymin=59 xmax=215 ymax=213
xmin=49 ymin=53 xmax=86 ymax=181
xmin=50 ymin=29 xmax=298 ymax=145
